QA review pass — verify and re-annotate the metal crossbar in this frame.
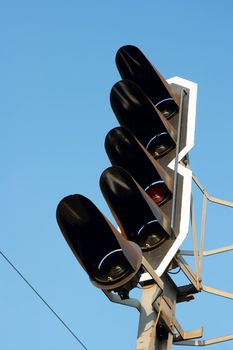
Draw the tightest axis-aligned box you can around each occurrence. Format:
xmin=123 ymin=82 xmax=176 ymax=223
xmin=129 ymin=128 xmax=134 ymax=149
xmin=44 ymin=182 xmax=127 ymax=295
xmin=179 ymin=174 xmax=233 ymax=286
xmin=176 ymin=174 xmax=233 ymax=346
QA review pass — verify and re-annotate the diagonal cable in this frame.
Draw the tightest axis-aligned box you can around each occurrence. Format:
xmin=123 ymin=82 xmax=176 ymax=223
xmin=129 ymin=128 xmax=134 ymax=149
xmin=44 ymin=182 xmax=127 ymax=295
xmin=0 ymin=249 xmax=88 ymax=350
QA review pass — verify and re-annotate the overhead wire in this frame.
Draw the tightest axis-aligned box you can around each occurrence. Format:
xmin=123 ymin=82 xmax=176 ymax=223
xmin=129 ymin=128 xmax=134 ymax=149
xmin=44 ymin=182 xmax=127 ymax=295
xmin=0 ymin=249 xmax=88 ymax=350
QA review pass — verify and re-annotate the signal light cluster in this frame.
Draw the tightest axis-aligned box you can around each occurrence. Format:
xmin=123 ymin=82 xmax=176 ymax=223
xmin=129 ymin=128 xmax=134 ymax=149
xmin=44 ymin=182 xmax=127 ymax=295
xmin=56 ymin=45 xmax=195 ymax=299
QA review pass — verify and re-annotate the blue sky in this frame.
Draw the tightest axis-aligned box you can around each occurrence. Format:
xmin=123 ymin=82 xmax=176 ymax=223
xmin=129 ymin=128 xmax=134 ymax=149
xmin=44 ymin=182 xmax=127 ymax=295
xmin=1 ymin=1 xmax=233 ymax=349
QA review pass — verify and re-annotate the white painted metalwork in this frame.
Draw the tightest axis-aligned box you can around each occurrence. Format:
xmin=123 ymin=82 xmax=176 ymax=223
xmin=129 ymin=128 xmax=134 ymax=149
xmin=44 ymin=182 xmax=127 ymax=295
xmin=176 ymin=174 xmax=233 ymax=347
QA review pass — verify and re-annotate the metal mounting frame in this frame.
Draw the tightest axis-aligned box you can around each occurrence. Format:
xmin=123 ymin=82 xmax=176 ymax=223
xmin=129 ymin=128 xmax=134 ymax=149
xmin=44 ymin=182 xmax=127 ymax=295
xmin=102 ymin=78 xmax=233 ymax=347
xmin=103 ymin=256 xmax=204 ymax=350
xmin=175 ymin=174 xmax=233 ymax=346
xmin=179 ymin=174 xmax=233 ymax=298
xmin=104 ymin=175 xmax=233 ymax=348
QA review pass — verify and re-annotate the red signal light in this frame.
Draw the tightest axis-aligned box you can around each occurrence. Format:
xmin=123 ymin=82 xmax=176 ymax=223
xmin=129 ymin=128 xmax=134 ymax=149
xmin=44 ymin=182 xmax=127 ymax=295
xmin=145 ymin=181 xmax=171 ymax=206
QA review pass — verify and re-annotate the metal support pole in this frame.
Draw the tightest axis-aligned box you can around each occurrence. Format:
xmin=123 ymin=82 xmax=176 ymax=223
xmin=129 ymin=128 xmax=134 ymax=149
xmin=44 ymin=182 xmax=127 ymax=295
xmin=136 ymin=284 xmax=160 ymax=350
xmin=136 ymin=275 xmax=178 ymax=350
xmin=136 ymin=283 xmax=176 ymax=350
xmin=154 ymin=275 xmax=177 ymax=350
xmin=155 ymin=332 xmax=173 ymax=350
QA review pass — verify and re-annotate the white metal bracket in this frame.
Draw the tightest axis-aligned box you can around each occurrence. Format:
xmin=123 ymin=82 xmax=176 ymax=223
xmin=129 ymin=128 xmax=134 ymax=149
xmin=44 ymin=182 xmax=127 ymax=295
xmin=174 ymin=333 xmax=233 ymax=347
xmin=175 ymin=174 xmax=233 ymax=347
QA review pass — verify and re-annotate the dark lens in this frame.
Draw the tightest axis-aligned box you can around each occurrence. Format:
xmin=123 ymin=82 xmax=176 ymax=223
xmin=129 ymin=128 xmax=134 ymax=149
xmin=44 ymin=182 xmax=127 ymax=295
xmin=95 ymin=249 xmax=133 ymax=284
xmin=146 ymin=133 xmax=175 ymax=159
xmin=137 ymin=221 xmax=167 ymax=251
xmin=156 ymin=98 xmax=178 ymax=119
xmin=146 ymin=182 xmax=171 ymax=206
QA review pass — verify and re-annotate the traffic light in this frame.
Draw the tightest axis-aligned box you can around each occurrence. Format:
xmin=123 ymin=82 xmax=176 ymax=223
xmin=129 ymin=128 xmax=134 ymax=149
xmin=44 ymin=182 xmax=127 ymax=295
xmin=56 ymin=194 xmax=142 ymax=297
xmin=114 ymin=45 xmax=179 ymax=119
xmin=105 ymin=127 xmax=173 ymax=206
xmin=100 ymin=166 xmax=171 ymax=252
xmin=110 ymin=79 xmax=177 ymax=161
xmin=56 ymin=44 xmax=197 ymax=295
xmin=103 ymin=45 xmax=197 ymax=278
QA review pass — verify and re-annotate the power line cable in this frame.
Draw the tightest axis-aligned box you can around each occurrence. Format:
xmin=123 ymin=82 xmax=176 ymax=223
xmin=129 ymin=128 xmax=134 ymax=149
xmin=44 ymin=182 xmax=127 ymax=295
xmin=0 ymin=249 xmax=88 ymax=350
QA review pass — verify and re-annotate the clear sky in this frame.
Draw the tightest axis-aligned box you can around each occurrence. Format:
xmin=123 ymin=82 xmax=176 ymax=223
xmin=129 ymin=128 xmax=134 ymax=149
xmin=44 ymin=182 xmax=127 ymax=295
xmin=1 ymin=1 xmax=233 ymax=349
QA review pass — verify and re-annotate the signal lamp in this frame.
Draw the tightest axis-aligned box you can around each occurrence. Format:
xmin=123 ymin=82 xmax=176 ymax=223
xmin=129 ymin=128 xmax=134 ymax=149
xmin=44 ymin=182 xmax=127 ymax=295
xmin=110 ymin=80 xmax=176 ymax=159
xmin=137 ymin=220 xmax=167 ymax=251
xmin=95 ymin=249 xmax=133 ymax=284
xmin=100 ymin=166 xmax=169 ymax=253
xmin=56 ymin=194 xmax=142 ymax=289
xmin=145 ymin=181 xmax=171 ymax=206
xmin=105 ymin=127 xmax=173 ymax=207
xmin=115 ymin=45 xmax=179 ymax=118
xmin=155 ymin=98 xmax=178 ymax=119
xmin=146 ymin=132 xmax=175 ymax=159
